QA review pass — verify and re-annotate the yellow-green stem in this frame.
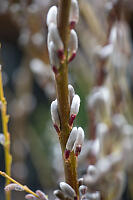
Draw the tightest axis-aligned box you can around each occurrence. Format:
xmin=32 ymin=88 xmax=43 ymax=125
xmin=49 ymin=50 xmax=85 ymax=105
xmin=56 ymin=0 xmax=79 ymax=197
xmin=0 ymin=171 xmax=39 ymax=198
xmin=56 ymin=65 xmax=79 ymax=194
xmin=0 ymin=66 xmax=12 ymax=200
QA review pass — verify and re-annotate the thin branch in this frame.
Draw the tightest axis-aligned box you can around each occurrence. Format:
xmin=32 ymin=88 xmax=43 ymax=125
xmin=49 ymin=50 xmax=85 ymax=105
xmin=55 ymin=0 xmax=79 ymax=196
xmin=0 ymin=171 xmax=39 ymax=198
xmin=0 ymin=65 xmax=12 ymax=200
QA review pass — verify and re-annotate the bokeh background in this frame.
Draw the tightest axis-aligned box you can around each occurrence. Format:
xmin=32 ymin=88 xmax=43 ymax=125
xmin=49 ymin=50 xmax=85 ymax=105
xmin=0 ymin=0 xmax=133 ymax=200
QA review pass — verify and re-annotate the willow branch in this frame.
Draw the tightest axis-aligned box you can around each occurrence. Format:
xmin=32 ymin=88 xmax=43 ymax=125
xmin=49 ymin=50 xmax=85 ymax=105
xmin=0 ymin=171 xmax=39 ymax=198
xmin=55 ymin=0 xmax=79 ymax=196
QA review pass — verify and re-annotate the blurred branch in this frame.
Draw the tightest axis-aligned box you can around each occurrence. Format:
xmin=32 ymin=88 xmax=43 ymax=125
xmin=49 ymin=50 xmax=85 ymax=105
xmin=0 ymin=65 xmax=12 ymax=200
xmin=79 ymin=1 xmax=106 ymax=44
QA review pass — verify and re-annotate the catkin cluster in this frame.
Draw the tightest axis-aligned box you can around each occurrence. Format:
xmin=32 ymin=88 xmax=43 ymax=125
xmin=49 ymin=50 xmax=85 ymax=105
xmin=47 ymin=0 xmax=78 ymax=74
xmin=47 ymin=0 xmax=85 ymax=161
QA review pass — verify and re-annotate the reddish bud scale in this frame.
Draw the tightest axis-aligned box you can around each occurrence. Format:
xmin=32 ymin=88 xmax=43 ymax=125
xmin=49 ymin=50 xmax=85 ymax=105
xmin=70 ymin=21 xmax=76 ymax=29
xmin=81 ymin=188 xmax=86 ymax=195
xmin=64 ymin=149 xmax=71 ymax=159
xmin=75 ymin=145 xmax=81 ymax=156
xmin=79 ymin=185 xmax=88 ymax=195
xmin=69 ymin=52 xmax=76 ymax=63
xmin=52 ymin=66 xmax=58 ymax=74
xmin=57 ymin=50 xmax=65 ymax=61
xmin=69 ymin=114 xmax=76 ymax=126
xmin=25 ymin=194 xmax=36 ymax=200
xmin=36 ymin=190 xmax=48 ymax=200
xmin=54 ymin=124 xmax=60 ymax=134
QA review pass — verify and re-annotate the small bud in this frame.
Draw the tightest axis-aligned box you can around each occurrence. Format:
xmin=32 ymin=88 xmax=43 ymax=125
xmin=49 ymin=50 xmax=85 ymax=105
xmin=109 ymin=25 xmax=117 ymax=44
xmin=69 ymin=0 xmax=79 ymax=29
xmin=70 ymin=95 xmax=80 ymax=115
xmin=96 ymin=157 xmax=111 ymax=176
xmin=69 ymin=94 xmax=80 ymax=125
xmin=68 ymin=30 xmax=78 ymax=62
xmin=122 ymin=124 xmax=133 ymax=136
xmin=57 ymin=50 xmax=65 ymax=62
xmin=0 ymin=133 xmax=5 ymax=146
xmin=25 ymin=194 xmax=37 ymax=200
xmin=30 ymin=59 xmax=46 ymax=76
xmin=46 ymin=6 xmax=57 ymax=27
xmin=112 ymin=114 xmax=126 ymax=131
xmin=64 ymin=149 xmax=71 ymax=160
xmin=52 ymin=66 xmax=58 ymax=74
xmin=88 ymin=87 xmax=111 ymax=120
xmin=66 ymin=127 xmax=77 ymax=150
xmin=74 ymin=127 xmax=84 ymax=156
xmin=31 ymin=32 xmax=44 ymax=47
xmin=68 ymin=84 xmax=75 ymax=105
xmin=83 ymin=172 xmax=98 ymax=186
xmin=51 ymin=99 xmax=60 ymax=133
xmin=96 ymin=123 xmax=108 ymax=138
xmin=48 ymin=41 xmax=60 ymax=72
xmin=85 ymin=191 xmax=100 ymax=200
xmin=88 ymin=87 xmax=110 ymax=110
xmin=109 ymin=153 xmax=123 ymax=169
xmin=60 ymin=182 xmax=76 ymax=199
xmin=109 ymin=22 xmax=131 ymax=69
xmin=36 ymin=190 xmax=48 ymax=200
xmin=53 ymin=190 xmax=65 ymax=200
xmin=79 ymin=185 xmax=88 ymax=195
xmin=65 ymin=127 xmax=78 ymax=159
xmin=96 ymin=123 xmax=109 ymax=150
xmin=78 ymin=178 xmax=84 ymax=186
xmin=75 ymin=145 xmax=81 ymax=157
xmin=95 ymin=44 xmax=113 ymax=59
xmin=69 ymin=53 xmax=76 ymax=63
xmin=69 ymin=114 xmax=76 ymax=126
xmin=87 ymin=165 xmax=97 ymax=176
xmin=48 ymin=24 xmax=64 ymax=60
xmin=47 ymin=32 xmax=51 ymax=50
xmin=5 ymin=183 xmax=24 ymax=192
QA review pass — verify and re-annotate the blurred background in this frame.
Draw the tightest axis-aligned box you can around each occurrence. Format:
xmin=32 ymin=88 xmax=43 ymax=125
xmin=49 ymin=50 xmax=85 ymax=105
xmin=0 ymin=0 xmax=133 ymax=200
